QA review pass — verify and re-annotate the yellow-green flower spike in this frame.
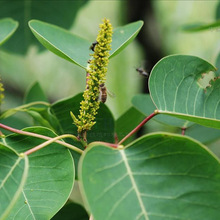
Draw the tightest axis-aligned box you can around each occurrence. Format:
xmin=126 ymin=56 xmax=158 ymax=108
xmin=0 ymin=78 xmax=4 ymax=106
xmin=71 ymin=18 xmax=113 ymax=137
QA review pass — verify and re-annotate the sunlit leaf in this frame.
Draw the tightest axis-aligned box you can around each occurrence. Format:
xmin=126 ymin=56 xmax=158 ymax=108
xmin=149 ymin=55 xmax=220 ymax=129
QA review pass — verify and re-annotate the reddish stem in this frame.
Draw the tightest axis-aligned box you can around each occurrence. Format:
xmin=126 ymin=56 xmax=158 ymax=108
xmin=181 ymin=127 xmax=186 ymax=136
xmin=0 ymin=123 xmax=81 ymax=152
xmin=118 ymin=111 xmax=158 ymax=145
xmin=96 ymin=141 xmax=119 ymax=148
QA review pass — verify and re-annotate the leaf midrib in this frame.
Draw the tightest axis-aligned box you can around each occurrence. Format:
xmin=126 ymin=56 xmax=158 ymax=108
xmin=120 ymin=150 xmax=149 ymax=220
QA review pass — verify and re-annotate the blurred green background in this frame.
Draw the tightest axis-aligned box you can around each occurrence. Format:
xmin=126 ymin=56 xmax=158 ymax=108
xmin=0 ymin=0 xmax=220 ymax=152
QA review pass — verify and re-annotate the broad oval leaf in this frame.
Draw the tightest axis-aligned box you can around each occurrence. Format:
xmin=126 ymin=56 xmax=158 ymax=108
xmin=132 ymin=94 xmax=194 ymax=128
xmin=0 ymin=145 xmax=28 ymax=220
xmin=0 ymin=18 xmax=18 ymax=46
xmin=149 ymin=55 xmax=220 ymax=129
xmin=29 ymin=20 xmax=90 ymax=69
xmin=29 ymin=20 xmax=143 ymax=69
xmin=79 ymin=133 xmax=220 ymax=220
xmin=3 ymin=127 xmax=75 ymax=219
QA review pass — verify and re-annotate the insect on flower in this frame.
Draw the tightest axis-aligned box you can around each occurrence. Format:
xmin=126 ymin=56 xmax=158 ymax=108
xmin=89 ymin=41 xmax=98 ymax=52
xmin=98 ymin=83 xmax=107 ymax=103
xmin=98 ymin=83 xmax=115 ymax=103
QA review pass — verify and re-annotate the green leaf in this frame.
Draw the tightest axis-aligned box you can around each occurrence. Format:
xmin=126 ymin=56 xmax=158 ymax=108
xmin=79 ymin=133 xmax=220 ymax=220
xmin=0 ymin=0 xmax=88 ymax=53
xmin=52 ymin=202 xmax=88 ymax=220
xmin=132 ymin=94 xmax=194 ymax=128
xmin=29 ymin=20 xmax=91 ymax=69
xmin=0 ymin=145 xmax=28 ymax=220
xmin=149 ymin=55 xmax=220 ymax=129
xmin=110 ymin=20 xmax=144 ymax=58
xmin=182 ymin=20 xmax=220 ymax=32
xmin=186 ymin=124 xmax=220 ymax=144
xmin=24 ymin=82 xmax=48 ymax=104
xmin=50 ymin=93 xmax=115 ymax=178
xmin=0 ymin=18 xmax=18 ymax=46
xmin=29 ymin=20 xmax=143 ymax=68
xmin=3 ymin=127 xmax=74 ymax=219
xmin=50 ymin=93 xmax=115 ymax=143
xmin=116 ymin=107 xmax=145 ymax=144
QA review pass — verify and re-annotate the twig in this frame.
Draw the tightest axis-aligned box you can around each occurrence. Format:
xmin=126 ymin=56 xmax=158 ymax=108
xmin=118 ymin=111 xmax=158 ymax=145
xmin=0 ymin=123 xmax=83 ymax=154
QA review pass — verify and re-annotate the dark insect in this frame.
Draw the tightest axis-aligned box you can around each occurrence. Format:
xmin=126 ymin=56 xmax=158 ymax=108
xmin=90 ymin=41 xmax=98 ymax=52
xmin=136 ymin=67 xmax=149 ymax=77
xmin=98 ymin=83 xmax=107 ymax=103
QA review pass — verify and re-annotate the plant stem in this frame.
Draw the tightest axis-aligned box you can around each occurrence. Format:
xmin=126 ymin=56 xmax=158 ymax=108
xmin=0 ymin=123 xmax=83 ymax=154
xmin=181 ymin=127 xmax=186 ymax=136
xmin=24 ymin=134 xmax=83 ymax=155
xmin=94 ymin=141 xmax=120 ymax=149
xmin=118 ymin=111 xmax=158 ymax=145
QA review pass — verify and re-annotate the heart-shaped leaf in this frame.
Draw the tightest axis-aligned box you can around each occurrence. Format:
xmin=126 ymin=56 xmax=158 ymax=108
xmin=132 ymin=94 xmax=194 ymax=128
xmin=79 ymin=133 xmax=220 ymax=220
xmin=0 ymin=145 xmax=28 ymax=219
xmin=149 ymin=55 xmax=220 ymax=129
xmin=0 ymin=18 xmax=18 ymax=46
xmin=0 ymin=0 xmax=88 ymax=53
xmin=3 ymin=127 xmax=75 ymax=219
xmin=29 ymin=20 xmax=143 ymax=69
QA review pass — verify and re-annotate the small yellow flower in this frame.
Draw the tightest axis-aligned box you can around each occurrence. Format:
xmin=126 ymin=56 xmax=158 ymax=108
xmin=71 ymin=18 xmax=113 ymax=138
xmin=0 ymin=78 xmax=4 ymax=105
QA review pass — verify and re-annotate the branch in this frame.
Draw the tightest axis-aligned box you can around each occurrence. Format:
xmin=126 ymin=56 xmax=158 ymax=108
xmin=118 ymin=110 xmax=158 ymax=145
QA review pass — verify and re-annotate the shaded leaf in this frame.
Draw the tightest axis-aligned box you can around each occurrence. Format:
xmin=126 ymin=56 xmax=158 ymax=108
xmin=52 ymin=202 xmax=89 ymax=220
xmin=50 ymin=93 xmax=115 ymax=143
xmin=0 ymin=0 xmax=88 ymax=53
xmin=0 ymin=145 xmax=28 ymax=219
xmin=182 ymin=20 xmax=220 ymax=32
xmin=79 ymin=133 xmax=220 ymax=220
xmin=24 ymin=82 xmax=48 ymax=104
xmin=3 ymin=127 xmax=75 ymax=219
xmin=149 ymin=55 xmax=220 ymax=129
xmin=0 ymin=18 xmax=18 ymax=46
xmin=116 ymin=107 xmax=145 ymax=144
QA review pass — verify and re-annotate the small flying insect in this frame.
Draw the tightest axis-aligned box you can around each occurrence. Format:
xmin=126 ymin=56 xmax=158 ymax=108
xmin=98 ymin=83 xmax=115 ymax=103
xmin=136 ymin=67 xmax=149 ymax=78
xmin=89 ymin=41 xmax=98 ymax=52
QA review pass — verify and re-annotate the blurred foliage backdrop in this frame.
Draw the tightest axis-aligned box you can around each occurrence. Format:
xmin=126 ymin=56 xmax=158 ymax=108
xmin=0 ymin=0 xmax=220 ymax=151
